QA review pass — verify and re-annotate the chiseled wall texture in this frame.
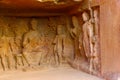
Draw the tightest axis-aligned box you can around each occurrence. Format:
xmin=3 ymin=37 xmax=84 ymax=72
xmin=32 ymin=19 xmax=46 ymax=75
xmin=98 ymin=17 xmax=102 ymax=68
xmin=100 ymin=0 xmax=120 ymax=73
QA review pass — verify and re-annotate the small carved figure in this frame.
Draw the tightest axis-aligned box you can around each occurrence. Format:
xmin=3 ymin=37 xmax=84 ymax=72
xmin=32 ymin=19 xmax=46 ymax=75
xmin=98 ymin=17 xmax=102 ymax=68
xmin=92 ymin=9 xmax=100 ymax=71
xmin=10 ymin=36 xmax=26 ymax=69
xmin=0 ymin=34 xmax=12 ymax=70
xmin=53 ymin=25 xmax=65 ymax=66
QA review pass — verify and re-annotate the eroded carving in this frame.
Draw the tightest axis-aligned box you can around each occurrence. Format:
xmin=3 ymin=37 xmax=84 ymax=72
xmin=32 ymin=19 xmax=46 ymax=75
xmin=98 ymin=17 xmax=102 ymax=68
xmin=0 ymin=26 xmax=13 ymax=70
xmin=53 ymin=25 xmax=66 ymax=66
xmin=82 ymin=12 xmax=94 ymax=73
xmin=82 ymin=9 xmax=100 ymax=74
xmin=68 ymin=16 xmax=81 ymax=60
xmin=92 ymin=9 xmax=100 ymax=72
xmin=0 ymin=14 xmax=100 ymax=75
xmin=23 ymin=19 xmax=41 ymax=67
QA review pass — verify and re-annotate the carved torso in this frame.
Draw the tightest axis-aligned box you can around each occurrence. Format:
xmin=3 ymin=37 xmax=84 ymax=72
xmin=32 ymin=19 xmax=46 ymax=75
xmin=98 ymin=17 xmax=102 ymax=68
xmin=53 ymin=34 xmax=65 ymax=52
xmin=23 ymin=30 xmax=41 ymax=53
xmin=82 ymin=21 xmax=94 ymax=58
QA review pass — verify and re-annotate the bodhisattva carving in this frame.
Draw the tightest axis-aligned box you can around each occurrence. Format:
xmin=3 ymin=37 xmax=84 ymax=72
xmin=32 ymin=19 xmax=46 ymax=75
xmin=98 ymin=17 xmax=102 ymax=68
xmin=53 ymin=25 xmax=66 ymax=66
xmin=82 ymin=12 xmax=94 ymax=73
xmin=23 ymin=19 xmax=41 ymax=66
xmin=82 ymin=10 xmax=100 ymax=73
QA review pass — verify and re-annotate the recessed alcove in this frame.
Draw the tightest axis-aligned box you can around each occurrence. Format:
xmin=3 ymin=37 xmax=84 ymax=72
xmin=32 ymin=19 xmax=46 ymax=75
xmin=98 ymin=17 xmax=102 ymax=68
xmin=0 ymin=0 xmax=104 ymax=80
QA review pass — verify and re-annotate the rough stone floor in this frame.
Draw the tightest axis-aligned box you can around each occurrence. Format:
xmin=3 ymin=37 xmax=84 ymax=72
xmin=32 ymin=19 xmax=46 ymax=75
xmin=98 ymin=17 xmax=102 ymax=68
xmin=0 ymin=67 xmax=103 ymax=80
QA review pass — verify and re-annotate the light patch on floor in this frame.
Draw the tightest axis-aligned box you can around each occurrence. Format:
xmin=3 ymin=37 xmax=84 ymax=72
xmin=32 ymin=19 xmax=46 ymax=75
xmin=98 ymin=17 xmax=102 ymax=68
xmin=0 ymin=67 xmax=103 ymax=80
xmin=118 ymin=77 xmax=120 ymax=80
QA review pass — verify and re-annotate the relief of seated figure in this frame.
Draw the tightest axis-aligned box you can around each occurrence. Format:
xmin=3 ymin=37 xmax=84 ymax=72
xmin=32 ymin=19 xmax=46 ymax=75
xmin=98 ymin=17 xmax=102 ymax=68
xmin=23 ymin=19 xmax=41 ymax=66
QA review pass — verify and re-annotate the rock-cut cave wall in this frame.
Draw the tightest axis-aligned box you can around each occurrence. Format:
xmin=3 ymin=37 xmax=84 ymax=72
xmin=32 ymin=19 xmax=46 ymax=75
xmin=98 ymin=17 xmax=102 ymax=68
xmin=0 ymin=13 xmax=101 ymax=77
xmin=0 ymin=16 xmax=75 ymax=71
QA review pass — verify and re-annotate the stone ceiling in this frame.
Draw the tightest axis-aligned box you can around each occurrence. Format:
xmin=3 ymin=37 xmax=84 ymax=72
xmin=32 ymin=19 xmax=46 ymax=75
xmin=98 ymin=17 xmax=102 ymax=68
xmin=0 ymin=0 xmax=99 ymax=16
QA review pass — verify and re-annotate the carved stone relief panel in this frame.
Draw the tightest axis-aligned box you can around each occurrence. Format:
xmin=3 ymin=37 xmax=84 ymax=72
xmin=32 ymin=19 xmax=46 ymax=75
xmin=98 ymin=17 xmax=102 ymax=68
xmin=81 ymin=7 xmax=100 ymax=74
xmin=0 ymin=16 xmax=74 ymax=71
